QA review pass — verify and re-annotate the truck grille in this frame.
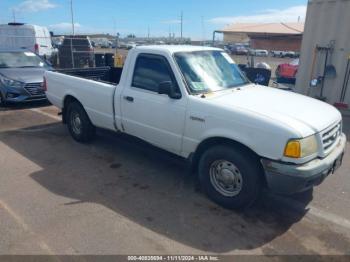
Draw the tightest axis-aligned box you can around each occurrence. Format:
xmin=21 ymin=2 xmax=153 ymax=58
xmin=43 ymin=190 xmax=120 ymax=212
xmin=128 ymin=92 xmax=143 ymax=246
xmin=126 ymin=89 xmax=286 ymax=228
xmin=24 ymin=82 xmax=45 ymax=96
xmin=322 ymin=122 xmax=341 ymax=151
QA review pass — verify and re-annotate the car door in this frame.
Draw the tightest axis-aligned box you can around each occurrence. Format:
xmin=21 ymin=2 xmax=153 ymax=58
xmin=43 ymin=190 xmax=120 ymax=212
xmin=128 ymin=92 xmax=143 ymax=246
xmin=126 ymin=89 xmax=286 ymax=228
xmin=120 ymin=53 xmax=187 ymax=154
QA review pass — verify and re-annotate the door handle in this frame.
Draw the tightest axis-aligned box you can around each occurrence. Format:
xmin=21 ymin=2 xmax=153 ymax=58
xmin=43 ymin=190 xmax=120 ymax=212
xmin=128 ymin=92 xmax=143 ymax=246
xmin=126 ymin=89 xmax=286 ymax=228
xmin=124 ymin=96 xmax=134 ymax=102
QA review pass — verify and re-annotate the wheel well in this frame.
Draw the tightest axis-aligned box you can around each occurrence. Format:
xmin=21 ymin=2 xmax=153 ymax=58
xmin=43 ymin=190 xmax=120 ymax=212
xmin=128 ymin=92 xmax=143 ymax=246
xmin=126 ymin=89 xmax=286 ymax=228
xmin=191 ymin=137 xmax=266 ymax=185
xmin=62 ymin=95 xmax=82 ymax=124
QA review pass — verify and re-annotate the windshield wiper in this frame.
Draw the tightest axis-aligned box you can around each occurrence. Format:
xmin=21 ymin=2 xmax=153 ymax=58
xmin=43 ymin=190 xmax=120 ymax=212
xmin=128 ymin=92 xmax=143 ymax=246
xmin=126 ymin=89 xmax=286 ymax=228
xmin=230 ymin=83 xmax=249 ymax=88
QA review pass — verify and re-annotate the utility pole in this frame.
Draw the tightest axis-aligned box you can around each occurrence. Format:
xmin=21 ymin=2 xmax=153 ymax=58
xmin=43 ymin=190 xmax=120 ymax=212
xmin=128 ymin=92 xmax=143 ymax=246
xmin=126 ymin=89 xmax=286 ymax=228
xmin=70 ymin=0 xmax=75 ymax=35
xmin=12 ymin=9 xmax=16 ymax=22
xmin=201 ymin=16 xmax=205 ymax=45
xmin=180 ymin=11 xmax=183 ymax=41
xmin=113 ymin=18 xmax=117 ymax=37
xmin=70 ymin=0 xmax=75 ymax=68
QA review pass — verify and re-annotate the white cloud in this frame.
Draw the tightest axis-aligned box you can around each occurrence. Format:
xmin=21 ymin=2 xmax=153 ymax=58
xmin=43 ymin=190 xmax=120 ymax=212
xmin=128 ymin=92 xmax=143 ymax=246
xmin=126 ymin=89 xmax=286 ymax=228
xmin=49 ymin=22 xmax=126 ymax=35
xmin=13 ymin=0 xmax=57 ymax=13
xmin=209 ymin=5 xmax=307 ymax=25
xmin=49 ymin=22 xmax=81 ymax=33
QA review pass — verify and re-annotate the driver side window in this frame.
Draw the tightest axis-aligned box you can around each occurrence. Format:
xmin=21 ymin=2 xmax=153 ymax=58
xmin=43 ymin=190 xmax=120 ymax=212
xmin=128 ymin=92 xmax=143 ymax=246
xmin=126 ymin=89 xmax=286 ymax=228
xmin=132 ymin=54 xmax=179 ymax=93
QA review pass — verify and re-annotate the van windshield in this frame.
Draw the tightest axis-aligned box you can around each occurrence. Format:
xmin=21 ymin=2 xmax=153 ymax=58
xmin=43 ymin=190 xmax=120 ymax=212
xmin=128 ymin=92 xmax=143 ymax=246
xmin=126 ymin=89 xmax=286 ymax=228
xmin=174 ymin=51 xmax=249 ymax=94
xmin=0 ymin=51 xmax=49 ymax=68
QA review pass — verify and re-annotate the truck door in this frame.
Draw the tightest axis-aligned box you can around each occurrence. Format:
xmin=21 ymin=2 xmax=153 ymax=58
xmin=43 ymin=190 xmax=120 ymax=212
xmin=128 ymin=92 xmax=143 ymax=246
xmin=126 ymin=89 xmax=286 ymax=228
xmin=121 ymin=53 xmax=187 ymax=154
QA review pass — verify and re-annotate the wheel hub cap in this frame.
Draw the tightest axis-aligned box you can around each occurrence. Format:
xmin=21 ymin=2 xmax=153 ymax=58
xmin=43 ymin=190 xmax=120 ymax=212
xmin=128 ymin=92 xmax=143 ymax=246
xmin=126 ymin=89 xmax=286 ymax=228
xmin=71 ymin=112 xmax=82 ymax=134
xmin=218 ymin=169 xmax=236 ymax=185
xmin=209 ymin=160 xmax=243 ymax=197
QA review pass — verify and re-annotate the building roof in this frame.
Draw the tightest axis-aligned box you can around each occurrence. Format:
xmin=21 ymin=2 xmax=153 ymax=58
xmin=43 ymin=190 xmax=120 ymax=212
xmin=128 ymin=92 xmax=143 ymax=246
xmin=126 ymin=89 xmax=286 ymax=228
xmin=218 ymin=22 xmax=304 ymax=35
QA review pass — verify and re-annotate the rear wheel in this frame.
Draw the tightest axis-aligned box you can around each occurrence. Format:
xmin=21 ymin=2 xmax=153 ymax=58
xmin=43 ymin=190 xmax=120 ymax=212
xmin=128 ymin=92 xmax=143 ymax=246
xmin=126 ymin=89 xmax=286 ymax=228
xmin=66 ymin=101 xmax=96 ymax=143
xmin=198 ymin=145 xmax=262 ymax=209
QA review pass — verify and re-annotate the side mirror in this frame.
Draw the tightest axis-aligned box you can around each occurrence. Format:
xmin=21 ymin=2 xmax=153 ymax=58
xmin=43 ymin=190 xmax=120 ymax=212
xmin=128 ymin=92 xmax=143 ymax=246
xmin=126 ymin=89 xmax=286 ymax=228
xmin=158 ymin=81 xmax=181 ymax=99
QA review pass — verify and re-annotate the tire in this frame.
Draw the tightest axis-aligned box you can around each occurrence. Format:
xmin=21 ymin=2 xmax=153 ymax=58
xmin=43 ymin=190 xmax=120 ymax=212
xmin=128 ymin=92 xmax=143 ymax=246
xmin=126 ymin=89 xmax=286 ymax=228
xmin=198 ymin=145 xmax=262 ymax=209
xmin=66 ymin=101 xmax=96 ymax=143
xmin=0 ymin=93 xmax=6 ymax=107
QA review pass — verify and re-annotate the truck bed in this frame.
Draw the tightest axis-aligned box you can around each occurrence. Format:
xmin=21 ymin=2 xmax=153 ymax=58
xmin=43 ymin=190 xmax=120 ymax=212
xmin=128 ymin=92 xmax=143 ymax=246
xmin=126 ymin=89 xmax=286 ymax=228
xmin=56 ymin=67 xmax=123 ymax=85
xmin=45 ymin=69 xmax=119 ymax=131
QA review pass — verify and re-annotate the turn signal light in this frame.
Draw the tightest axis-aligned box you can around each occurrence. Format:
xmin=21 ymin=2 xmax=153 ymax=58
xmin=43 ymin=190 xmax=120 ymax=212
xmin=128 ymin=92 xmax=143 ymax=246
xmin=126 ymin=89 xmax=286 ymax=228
xmin=43 ymin=77 xmax=47 ymax=92
xmin=284 ymin=141 xmax=301 ymax=158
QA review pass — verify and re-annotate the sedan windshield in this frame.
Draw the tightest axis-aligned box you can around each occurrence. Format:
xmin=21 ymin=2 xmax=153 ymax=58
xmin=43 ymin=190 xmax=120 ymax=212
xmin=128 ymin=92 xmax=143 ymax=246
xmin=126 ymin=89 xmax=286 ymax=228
xmin=0 ymin=51 xmax=49 ymax=68
xmin=174 ymin=51 xmax=249 ymax=94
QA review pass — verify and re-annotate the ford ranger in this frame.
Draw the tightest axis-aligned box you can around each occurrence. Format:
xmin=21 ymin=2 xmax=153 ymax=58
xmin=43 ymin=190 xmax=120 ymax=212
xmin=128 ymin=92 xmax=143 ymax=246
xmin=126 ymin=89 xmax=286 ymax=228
xmin=44 ymin=46 xmax=346 ymax=209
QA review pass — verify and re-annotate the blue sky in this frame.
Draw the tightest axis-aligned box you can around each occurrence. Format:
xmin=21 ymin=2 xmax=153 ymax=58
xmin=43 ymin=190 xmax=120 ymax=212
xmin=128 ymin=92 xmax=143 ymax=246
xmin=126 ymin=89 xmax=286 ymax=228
xmin=0 ymin=0 xmax=308 ymax=39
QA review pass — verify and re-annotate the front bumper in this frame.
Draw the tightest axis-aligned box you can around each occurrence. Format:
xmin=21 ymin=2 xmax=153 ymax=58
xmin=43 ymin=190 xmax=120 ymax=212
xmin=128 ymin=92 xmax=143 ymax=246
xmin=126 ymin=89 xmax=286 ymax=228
xmin=261 ymin=133 xmax=347 ymax=194
xmin=1 ymin=86 xmax=46 ymax=103
xmin=5 ymin=95 xmax=47 ymax=103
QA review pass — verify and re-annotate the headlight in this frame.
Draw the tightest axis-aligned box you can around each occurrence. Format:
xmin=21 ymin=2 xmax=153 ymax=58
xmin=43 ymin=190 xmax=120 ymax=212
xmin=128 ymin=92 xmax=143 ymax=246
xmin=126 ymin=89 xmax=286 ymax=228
xmin=284 ymin=135 xmax=318 ymax=158
xmin=0 ymin=75 xmax=23 ymax=89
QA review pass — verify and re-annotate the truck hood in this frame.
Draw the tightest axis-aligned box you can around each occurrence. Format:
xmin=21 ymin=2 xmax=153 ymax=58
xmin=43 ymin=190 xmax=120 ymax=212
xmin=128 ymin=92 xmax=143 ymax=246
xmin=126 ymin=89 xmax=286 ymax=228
xmin=0 ymin=68 xmax=47 ymax=83
xmin=208 ymin=85 xmax=341 ymax=137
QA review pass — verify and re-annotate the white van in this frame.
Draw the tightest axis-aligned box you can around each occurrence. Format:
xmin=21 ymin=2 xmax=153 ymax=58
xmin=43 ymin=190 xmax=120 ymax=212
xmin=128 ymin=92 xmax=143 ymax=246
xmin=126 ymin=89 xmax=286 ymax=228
xmin=0 ymin=23 xmax=53 ymax=58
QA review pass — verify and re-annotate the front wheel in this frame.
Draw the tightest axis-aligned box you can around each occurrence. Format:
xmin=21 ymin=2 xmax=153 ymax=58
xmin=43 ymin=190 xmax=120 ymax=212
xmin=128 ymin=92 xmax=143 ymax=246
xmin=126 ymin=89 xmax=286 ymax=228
xmin=198 ymin=145 xmax=262 ymax=209
xmin=0 ymin=93 xmax=6 ymax=107
xmin=66 ymin=101 xmax=96 ymax=143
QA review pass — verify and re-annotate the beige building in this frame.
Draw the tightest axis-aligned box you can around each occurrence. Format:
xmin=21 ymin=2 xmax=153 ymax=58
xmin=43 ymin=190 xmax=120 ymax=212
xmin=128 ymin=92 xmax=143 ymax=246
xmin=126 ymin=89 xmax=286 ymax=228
xmin=223 ymin=32 xmax=249 ymax=43
xmin=216 ymin=23 xmax=304 ymax=51
xmin=296 ymin=0 xmax=350 ymax=111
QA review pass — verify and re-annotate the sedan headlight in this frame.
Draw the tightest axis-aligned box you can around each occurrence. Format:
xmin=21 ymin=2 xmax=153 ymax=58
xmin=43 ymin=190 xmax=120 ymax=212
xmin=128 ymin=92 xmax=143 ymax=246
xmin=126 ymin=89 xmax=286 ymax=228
xmin=284 ymin=135 xmax=318 ymax=158
xmin=0 ymin=75 xmax=23 ymax=89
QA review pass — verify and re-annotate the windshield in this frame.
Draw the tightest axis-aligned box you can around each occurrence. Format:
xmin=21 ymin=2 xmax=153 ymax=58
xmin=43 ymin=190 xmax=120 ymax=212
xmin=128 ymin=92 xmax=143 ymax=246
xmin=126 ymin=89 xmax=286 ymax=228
xmin=174 ymin=51 xmax=248 ymax=94
xmin=0 ymin=51 xmax=49 ymax=68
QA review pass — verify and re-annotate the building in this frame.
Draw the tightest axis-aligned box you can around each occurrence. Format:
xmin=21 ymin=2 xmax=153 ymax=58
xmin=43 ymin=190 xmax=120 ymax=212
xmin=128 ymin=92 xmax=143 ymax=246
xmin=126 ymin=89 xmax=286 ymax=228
xmin=215 ymin=22 xmax=304 ymax=51
xmin=295 ymin=0 xmax=350 ymax=111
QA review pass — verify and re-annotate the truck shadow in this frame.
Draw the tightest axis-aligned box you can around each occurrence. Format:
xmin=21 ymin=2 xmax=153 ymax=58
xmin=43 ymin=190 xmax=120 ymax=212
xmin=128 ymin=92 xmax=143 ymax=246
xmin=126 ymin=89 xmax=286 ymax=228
xmin=0 ymin=122 xmax=313 ymax=253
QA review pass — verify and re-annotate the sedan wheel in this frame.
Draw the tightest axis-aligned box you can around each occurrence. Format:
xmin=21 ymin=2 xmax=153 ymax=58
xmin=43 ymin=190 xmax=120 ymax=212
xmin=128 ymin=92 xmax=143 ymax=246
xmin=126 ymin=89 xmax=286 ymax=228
xmin=0 ymin=93 xmax=5 ymax=107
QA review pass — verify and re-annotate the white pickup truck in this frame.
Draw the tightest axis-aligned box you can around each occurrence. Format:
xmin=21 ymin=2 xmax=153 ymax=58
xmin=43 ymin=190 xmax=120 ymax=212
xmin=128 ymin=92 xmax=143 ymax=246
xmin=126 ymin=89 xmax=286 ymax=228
xmin=45 ymin=45 xmax=346 ymax=209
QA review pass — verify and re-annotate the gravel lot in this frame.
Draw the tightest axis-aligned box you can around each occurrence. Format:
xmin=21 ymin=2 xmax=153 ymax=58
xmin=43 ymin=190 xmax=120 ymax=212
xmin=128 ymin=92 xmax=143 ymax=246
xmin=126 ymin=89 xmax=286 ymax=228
xmin=0 ymin=102 xmax=349 ymax=256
